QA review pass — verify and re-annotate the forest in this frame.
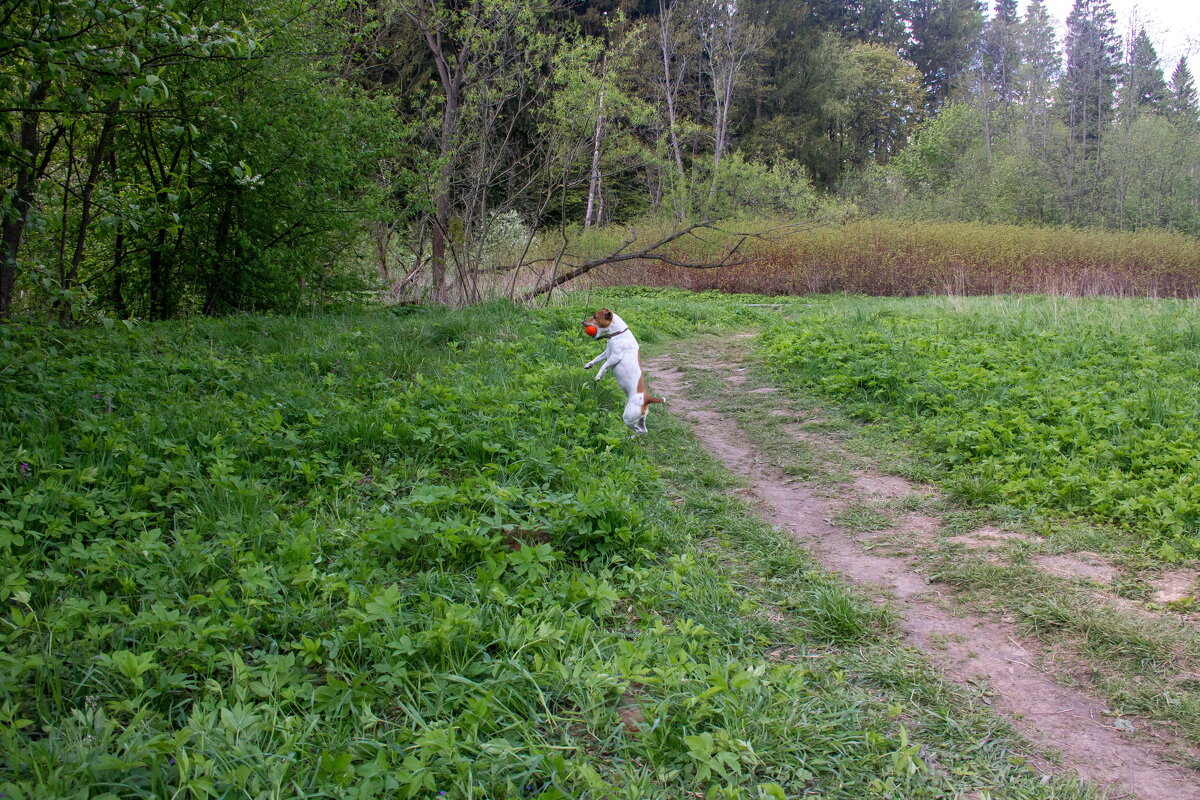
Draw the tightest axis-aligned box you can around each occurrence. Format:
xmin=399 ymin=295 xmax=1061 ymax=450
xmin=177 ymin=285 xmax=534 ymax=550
xmin=2 ymin=0 xmax=1199 ymax=321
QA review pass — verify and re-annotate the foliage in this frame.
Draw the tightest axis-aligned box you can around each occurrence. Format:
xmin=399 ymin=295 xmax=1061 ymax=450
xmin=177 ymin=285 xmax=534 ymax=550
xmin=0 ymin=293 xmax=1098 ymax=798
xmin=1 ymin=0 xmax=406 ymax=320
xmin=852 ymin=1 xmax=1200 ymax=236
xmin=759 ymin=295 xmax=1200 ymax=558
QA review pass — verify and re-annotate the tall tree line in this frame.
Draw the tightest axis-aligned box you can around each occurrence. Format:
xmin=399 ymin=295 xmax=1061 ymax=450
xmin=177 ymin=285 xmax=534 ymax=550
xmin=5 ymin=0 xmax=965 ymax=317
xmin=26 ymin=0 xmax=1183 ymax=318
xmin=860 ymin=0 xmax=1200 ymax=233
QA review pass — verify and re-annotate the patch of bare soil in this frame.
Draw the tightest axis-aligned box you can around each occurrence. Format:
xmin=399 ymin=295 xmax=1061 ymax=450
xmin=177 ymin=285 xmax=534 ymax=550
xmin=1151 ymin=570 xmax=1199 ymax=604
xmin=852 ymin=473 xmax=916 ymax=500
xmin=782 ymin=423 xmax=830 ymax=444
xmin=945 ymin=525 xmax=1034 ymax=549
xmin=893 ymin=512 xmax=944 ymax=540
xmin=648 ymin=353 xmax=1200 ymax=800
xmin=1034 ymin=553 xmax=1120 ymax=585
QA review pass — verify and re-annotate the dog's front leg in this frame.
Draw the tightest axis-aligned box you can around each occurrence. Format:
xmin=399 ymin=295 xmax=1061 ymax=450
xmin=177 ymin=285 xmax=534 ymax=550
xmin=594 ymin=356 xmax=621 ymax=381
xmin=584 ymin=351 xmax=606 ymax=369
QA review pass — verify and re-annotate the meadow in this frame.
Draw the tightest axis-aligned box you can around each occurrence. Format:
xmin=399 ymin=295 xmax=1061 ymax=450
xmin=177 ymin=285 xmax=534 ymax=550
xmin=0 ymin=291 xmax=1096 ymax=799
xmin=758 ymin=294 xmax=1200 ymax=559
xmin=587 ymin=218 xmax=1200 ymax=298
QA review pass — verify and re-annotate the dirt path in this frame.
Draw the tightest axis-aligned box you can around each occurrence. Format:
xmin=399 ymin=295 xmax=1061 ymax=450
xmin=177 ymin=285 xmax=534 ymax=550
xmin=648 ymin=349 xmax=1200 ymax=800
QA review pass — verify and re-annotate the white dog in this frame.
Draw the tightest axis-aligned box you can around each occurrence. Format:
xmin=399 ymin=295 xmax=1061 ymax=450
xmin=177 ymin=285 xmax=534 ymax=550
xmin=583 ymin=308 xmax=664 ymax=434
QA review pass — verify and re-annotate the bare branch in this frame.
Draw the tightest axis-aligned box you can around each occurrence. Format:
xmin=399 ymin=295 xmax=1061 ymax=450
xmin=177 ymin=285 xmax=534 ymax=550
xmin=516 ymin=219 xmax=753 ymax=302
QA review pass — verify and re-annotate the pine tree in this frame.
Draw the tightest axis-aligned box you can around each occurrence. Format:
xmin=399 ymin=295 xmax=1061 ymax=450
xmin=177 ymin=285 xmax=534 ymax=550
xmin=1123 ymin=28 xmax=1167 ymax=115
xmin=1061 ymin=0 xmax=1121 ymax=145
xmin=1169 ymin=57 xmax=1200 ymax=123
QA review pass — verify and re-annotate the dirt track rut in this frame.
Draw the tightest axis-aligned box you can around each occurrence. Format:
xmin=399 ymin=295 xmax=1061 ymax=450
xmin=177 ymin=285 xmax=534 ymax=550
xmin=648 ymin=350 xmax=1200 ymax=800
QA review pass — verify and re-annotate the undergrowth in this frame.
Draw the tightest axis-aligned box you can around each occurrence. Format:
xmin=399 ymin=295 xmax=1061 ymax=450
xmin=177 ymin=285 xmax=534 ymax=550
xmin=589 ymin=218 xmax=1200 ymax=298
xmin=0 ymin=292 xmax=1096 ymax=798
xmin=759 ymin=294 xmax=1200 ymax=559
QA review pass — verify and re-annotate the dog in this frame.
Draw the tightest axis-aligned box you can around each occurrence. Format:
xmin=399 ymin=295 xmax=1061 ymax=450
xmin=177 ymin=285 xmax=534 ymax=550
xmin=583 ymin=308 xmax=664 ymax=434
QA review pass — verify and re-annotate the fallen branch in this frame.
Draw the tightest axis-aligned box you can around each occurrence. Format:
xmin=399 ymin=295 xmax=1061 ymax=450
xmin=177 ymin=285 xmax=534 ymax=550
xmin=517 ymin=219 xmax=752 ymax=302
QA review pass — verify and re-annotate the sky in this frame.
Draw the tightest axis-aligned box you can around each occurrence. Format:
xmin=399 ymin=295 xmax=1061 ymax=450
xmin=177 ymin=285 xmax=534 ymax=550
xmin=1022 ymin=0 xmax=1199 ymax=76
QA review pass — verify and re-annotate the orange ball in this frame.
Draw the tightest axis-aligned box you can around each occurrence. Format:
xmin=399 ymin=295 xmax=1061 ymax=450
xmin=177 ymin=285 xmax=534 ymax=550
xmin=585 ymin=325 xmax=597 ymax=336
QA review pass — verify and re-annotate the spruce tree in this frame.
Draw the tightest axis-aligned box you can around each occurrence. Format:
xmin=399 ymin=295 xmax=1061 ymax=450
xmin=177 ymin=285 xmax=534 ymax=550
xmin=1123 ymin=28 xmax=1167 ymax=115
xmin=1018 ymin=0 xmax=1061 ymax=99
xmin=986 ymin=0 xmax=1020 ymax=104
xmin=1169 ymin=57 xmax=1200 ymax=123
xmin=1061 ymin=0 xmax=1121 ymax=144
xmin=906 ymin=0 xmax=987 ymax=109
xmin=1017 ymin=0 xmax=1060 ymax=162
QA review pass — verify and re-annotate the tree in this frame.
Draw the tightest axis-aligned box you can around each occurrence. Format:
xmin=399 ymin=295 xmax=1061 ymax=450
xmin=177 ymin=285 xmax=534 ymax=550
xmin=839 ymin=43 xmax=927 ymax=166
xmin=1122 ymin=28 xmax=1167 ymax=116
xmin=650 ymin=0 xmax=700 ymax=210
xmin=1016 ymin=0 xmax=1060 ymax=163
xmin=1059 ymin=0 xmax=1120 ymax=220
xmin=906 ymin=0 xmax=986 ymax=109
xmin=1061 ymin=0 xmax=1121 ymax=145
xmin=1169 ymin=57 xmax=1200 ymax=124
xmin=389 ymin=0 xmax=568 ymax=304
xmin=0 ymin=0 xmax=410 ymax=321
xmin=809 ymin=0 xmax=907 ymax=46
xmin=697 ymin=0 xmax=766 ymax=205
xmin=984 ymin=0 xmax=1020 ymax=105
xmin=0 ymin=0 xmax=254 ymax=320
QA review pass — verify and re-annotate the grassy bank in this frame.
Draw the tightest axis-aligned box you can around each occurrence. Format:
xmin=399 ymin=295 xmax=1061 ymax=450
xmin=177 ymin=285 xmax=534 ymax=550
xmin=758 ymin=294 xmax=1200 ymax=558
xmin=588 ymin=218 xmax=1200 ymax=298
xmin=0 ymin=292 xmax=1094 ymax=798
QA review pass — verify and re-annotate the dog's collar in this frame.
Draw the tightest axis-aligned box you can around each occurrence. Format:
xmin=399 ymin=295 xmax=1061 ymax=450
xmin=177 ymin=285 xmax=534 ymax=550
xmin=598 ymin=327 xmax=629 ymax=340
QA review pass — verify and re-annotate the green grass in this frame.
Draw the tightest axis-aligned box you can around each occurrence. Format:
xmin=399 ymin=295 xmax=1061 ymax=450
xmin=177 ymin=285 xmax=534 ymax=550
xmin=0 ymin=290 xmax=1100 ymax=798
xmin=669 ymin=318 xmax=1200 ymax=752
xmin=759 ymin=294 xmax=1200 ymax=559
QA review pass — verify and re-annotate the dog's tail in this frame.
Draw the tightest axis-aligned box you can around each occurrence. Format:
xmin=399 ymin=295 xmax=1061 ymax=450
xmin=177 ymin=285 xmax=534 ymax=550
xmin=647 ymin=395 xmax=666 ymax=405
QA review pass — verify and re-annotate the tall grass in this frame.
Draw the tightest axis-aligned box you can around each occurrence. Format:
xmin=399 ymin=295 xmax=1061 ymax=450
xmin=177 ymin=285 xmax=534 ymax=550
xmin=590 ymin=218 xmax=1200 ymax=298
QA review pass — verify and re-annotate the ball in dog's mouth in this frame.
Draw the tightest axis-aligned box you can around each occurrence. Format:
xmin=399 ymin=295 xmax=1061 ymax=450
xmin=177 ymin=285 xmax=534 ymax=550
xmin=585 ymin=325 xmax=597 ymax=336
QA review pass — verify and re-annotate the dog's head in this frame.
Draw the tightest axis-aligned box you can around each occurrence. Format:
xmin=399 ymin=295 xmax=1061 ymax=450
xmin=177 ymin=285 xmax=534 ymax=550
xmin=582 ymin=308 xmax=615 ymax=338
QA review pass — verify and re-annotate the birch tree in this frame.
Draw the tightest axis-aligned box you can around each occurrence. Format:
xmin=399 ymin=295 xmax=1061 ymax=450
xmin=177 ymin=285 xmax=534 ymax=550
xmin=698 ymin=0 xmax=765 ymax=205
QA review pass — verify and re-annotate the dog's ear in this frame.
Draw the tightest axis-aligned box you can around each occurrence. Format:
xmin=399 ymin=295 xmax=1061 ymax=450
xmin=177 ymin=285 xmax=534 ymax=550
xmin=600 ymin=308 xmax=613 ymax=321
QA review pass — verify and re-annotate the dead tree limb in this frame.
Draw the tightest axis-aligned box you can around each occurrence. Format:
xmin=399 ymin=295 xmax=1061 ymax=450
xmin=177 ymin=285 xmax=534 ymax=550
xmin=517 ymin=220 xmax=752 ymax=303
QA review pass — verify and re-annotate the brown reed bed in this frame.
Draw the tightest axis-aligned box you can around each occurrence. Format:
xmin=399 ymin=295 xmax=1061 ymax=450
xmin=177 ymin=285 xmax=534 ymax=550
xmin=586 ymin=218 xmax=1200 ymax=298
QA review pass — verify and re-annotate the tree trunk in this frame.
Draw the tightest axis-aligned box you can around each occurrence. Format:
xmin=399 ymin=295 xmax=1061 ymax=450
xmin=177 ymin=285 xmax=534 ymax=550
xmin=658 ymin=0 xmax=686 ymax=184
xmin=584 ymin=57 xmax=608 ymax=228
xmin=60 ymin=102 xmax=119 ymax=324
xmin=149 ymin=226 xmax=171 ymax=320
xmin=1 ymin=84 xmax=51 ymax=320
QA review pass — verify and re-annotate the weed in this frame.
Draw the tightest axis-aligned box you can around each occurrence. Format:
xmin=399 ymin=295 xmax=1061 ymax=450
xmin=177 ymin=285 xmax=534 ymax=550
xmin=760 ymin=295 xmax=1200 ymax=558
xmin=0 ymin=292 xmax=1101 ymax=798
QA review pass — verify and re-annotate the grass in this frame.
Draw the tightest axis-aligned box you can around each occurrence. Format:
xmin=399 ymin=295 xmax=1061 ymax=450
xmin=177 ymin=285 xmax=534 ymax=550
xmin=0 ymin=289 xmax=1102 ymax=798
xmin=589 ymin=218 xmax=1200 ymax=299
xmin=759 ymin=294 xmax=1200 ymax=559
xmin=668 ymin=318 xmax=1200 ymax=753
